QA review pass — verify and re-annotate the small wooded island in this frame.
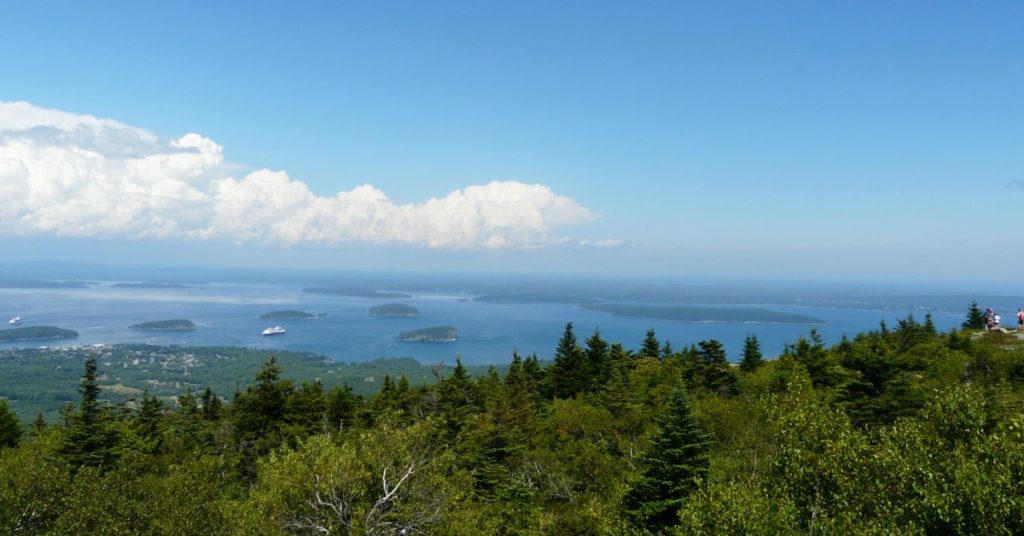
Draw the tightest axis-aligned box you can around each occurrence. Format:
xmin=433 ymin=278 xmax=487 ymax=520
xmin=369 ymin=303 xmax=420 ymax=317
xmin=129 ymin=319 xmax=197 ymax=331
xmin=0 ymin=326 xmax=79 ymax=342
xmin=399 ymin=326 xmax=457 ymax=342
xmin=260 ymin=310 xmax=322 ymax=320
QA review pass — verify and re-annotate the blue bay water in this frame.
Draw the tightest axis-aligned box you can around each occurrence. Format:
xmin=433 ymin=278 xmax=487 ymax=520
xmin=0 ymin=283 xmax=966 ymax=365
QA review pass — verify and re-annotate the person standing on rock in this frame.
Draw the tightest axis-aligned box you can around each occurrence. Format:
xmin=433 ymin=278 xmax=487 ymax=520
xmin=1017 ymin=308 xmax=1024 ymax=332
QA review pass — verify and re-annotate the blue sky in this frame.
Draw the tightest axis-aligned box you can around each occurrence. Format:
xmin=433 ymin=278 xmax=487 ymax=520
xmin=0 ymin=1 xmax=1021 ymax=281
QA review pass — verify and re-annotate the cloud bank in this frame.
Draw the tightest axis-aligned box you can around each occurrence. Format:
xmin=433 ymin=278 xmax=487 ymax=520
xmin=0 ymin=101 xmax=596 ymax=249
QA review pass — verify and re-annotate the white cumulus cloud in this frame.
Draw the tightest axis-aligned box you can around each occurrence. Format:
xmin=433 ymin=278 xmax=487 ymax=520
xmin=0 ymin=101 xmax=597 ymax=249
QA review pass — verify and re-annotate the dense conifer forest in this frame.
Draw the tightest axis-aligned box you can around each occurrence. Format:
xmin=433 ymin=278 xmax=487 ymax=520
xmin=1 ymin=309 xmax=1023 ymax=534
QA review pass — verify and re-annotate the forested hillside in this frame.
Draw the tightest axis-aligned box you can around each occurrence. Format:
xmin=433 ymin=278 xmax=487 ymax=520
xmin=1 ymin=312 xmax=1023 ymax=534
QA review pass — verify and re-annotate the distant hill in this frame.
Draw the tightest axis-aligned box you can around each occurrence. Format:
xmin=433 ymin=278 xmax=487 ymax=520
xmin=399 ymin=326 xmax=457 ymax=342
xmin=582 ymin=303 xmax=825 ymax=324
xmin=304 ymin=287 xmax=411 ymax=298
xmin=0 ymin=280 xmax=90 ymax=289
xmin=260 ymin=310 xmax=322 ymax=320
xmin=473 ymin=294 xmax=599 ymax=305
xmin=111 ymin=282 xmax=199 ymax=290
xmin=0 ymin=326 xmax=79 ymax=342
xmin=129 ymin=319 xmax=198 ymax=331
xmin=369 ymin=303 xmax=420 ymax=317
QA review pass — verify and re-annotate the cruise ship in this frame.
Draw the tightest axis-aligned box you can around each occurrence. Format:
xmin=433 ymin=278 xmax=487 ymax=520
xmin=8 ymin=316 xmax=21 ymax=325
xmin=261 ymin=326 xmax=286 ymax=336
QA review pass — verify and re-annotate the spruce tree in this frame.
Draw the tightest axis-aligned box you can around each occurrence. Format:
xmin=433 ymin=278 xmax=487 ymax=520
xmin=546 ymin=322 xmax=586 ymax=399
xmin=922 ymin=313 xmax=937 ymax=336
xmin=394 ymin=376 xmax=415 ymax=414
xmin=135 ymin=392 xmax=164 ymax=448
xmin=0 ymin=398 xmax=21 ymax=448
xmin=697 ymin=339 xmax=727 ymax=364
xmin=623 ymin=385 xmax=711 ymax=532
xmin=610 ymin=342 xmax=633 ymax=368
xmin=640 ymin=328 xmax=661 ymax=359
xmin=30 ymin=411 xmax=46 ymax=437
xmin=963 ymin=300 xmax=986 ymax=330
xmin=200 ymin=387 xmax=222 ymax=420
xmin=740 ymin=334 xmax=764 ymax=373
xmin=284 ymin=381 xmax=328 ymax=435
xmin=505 ymin=351 xmax=526 ymax=391
xmin=584 ymin=329 xmax=611 ymax=392
xmin=326 ymin=383 xmax=359 ymax=432
xmin=521 ymin=353 xmax=545 ymax=398
xmin=63 ymin=356 xmax=120 ymax=469
xmin=233 ymin=357 xmax=293 ymax=450
xmin=660 ymin=340 xmax=674 ymax=360
xmin=439 ymin=358 xmax=478 ymax=436
xmin=174 ymin=388 xmax=203 ymax=449
xmin=372 ymin=374 xmax=397 ymax=414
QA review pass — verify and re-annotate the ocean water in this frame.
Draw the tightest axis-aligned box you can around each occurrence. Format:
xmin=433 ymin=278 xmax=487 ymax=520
xmin=0 ymin=282 xmax=967 ymax=365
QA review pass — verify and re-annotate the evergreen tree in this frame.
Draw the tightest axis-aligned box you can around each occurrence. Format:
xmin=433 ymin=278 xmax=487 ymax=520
xmin=233 ymin=357 xmax=293 ymax=450
xmin=922 ymin=313 xmax=937 ymax=337
xmin=394 ymin=375 xmax=416 ymax=415
xmin=895 ymin=313 xmax=927 ymax=351
xmin=439 ymin=358 xmax=478 ymax=436
xmin=284 ymin=381 xmax=327 ymax=437
xmin=371 ymin=374 xmax=398 ymax=416
xmin=30 ymin=410 xmax=46 ymax=437
xmin=59 ymin=401 xmax=74 ymax=428
xmin=788 ymin=329 xmax=843 ymax=388
xmin=0 ymin=398 xmax=21 ymax=448
xmin=546 ymin=322 xmax=587 ymax=399
xmin=696 ymin=340 xmax=739 ymax=396
xmin=623 ymin=385 xmax=711 ymax=532
xmin=584 ymin=329 xmax=611 ymax=392
xmin=521 ymin=353 xmax=545 ymax=397
xmin=640 ymin=328 xmax=661 ymax=359
xmin=200 ymin=387 xmax=222 ymax=421
xmin=602 ymin=351 xmax=637 ymax=418
xmin=610 ymin=342 xmax=634 ymax=368
xmin=173 ymin=388 xmax=203 ymax=450
xmin=963 ymin=300 xmax=987 ymax=330
xmin=326 ymin=383 xmax=359 ymax=432
xmin=135 ymin=392 xmax=164 ymax=449
xmin=660 ymin=340 xmax=674 ymax=360
xmin=504 ymin=351 xmax=526 ymax=391
xmin=740 ymin=334 xmax=764 ymax=373
xmin=62 ymin=356 xmax=120 ymax=469
xmin=697 ymin=339 xmax=727 ymax=364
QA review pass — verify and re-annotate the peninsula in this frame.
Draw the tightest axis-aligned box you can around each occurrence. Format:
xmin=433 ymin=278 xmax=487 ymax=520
xmin=0 ymin=326 xmax=79 ymax=342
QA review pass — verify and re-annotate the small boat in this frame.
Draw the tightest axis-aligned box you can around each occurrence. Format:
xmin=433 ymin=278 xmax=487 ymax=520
xmin=261 ymin=326 xmax=286 ymax=336
xmin=8 ymin=316 xmax=21 ymax=325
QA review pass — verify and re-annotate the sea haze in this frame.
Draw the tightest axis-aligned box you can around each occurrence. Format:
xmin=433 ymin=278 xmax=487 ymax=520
xmin=0 ymin=273 xmax=1002 ymax=365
